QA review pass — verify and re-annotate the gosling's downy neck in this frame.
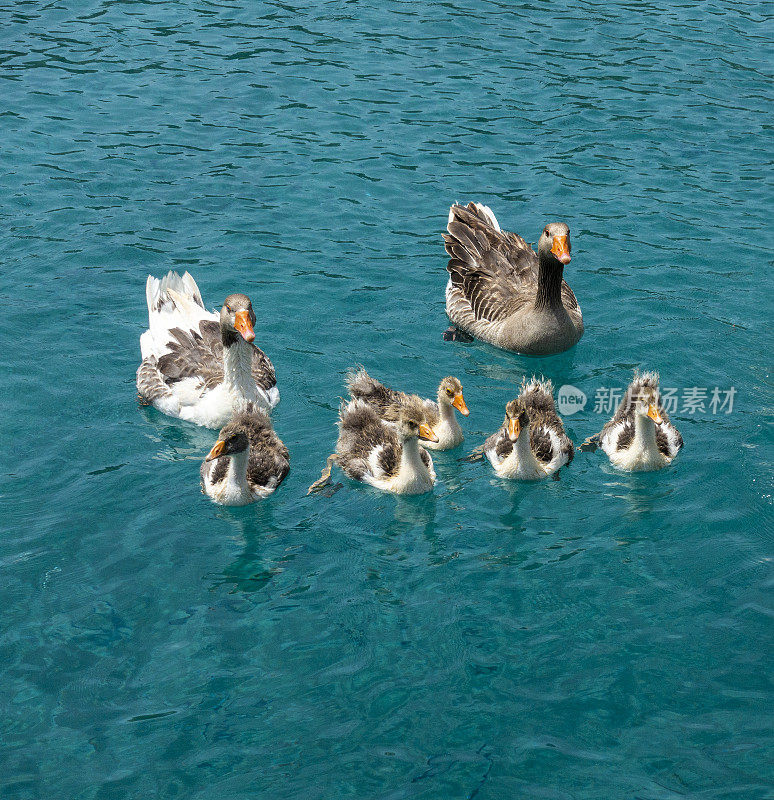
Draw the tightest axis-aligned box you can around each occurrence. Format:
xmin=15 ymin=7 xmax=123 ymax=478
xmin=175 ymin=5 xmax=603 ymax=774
xmin=515 ymin=425 xmax=543 ymax=470
xmin=400 ymin=435 xmax=430 ymax=479
xmin=220 ymin=448 xmax=253 ymax=504
xmin=436 ymin=392 xmax=462 ymax=439
xmin=499 ymin=424 xmax=545 ymax=479
xmin=633 ymin=412 xmax=660 ymax=456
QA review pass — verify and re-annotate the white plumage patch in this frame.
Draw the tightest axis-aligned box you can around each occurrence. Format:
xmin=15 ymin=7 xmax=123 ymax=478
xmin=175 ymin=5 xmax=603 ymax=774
xmin=485 ymin=445 xmax=503 ymax=470
xmin=367 ymin=444 xmax=386 ymax=479
xmin=662 ymin=424 xmax=681 ymax=458
xmin=265 ymin=385 xmax=280 ymax=410
xmin=541 ymin=426 xmax=568 ymax=473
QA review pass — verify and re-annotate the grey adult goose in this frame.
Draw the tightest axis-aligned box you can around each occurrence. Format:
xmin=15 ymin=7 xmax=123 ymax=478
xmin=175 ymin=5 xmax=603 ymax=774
xmin=444 ymin=202 xmax=584 ymax=355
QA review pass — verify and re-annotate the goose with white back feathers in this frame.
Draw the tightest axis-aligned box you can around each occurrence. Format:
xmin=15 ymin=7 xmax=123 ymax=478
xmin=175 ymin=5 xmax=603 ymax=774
xmin=201 ymin=408 xmax=289 ymax=505
xmin=582 ymin=371 xmax=683 ymax=471
xmin=137 ymin=271 xmax=279 ymax=429
xmin=477 ymin=378 xmax=574 ymax=480
xmin=345 ymin=368 xmax=469 ymax=450
xmin=444 ymin=202 xmax=583 ymax=355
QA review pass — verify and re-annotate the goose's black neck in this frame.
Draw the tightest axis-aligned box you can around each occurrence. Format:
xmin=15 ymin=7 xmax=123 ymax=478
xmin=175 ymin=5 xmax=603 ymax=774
xmin=535 ymin=252 xmax=564 ymax=310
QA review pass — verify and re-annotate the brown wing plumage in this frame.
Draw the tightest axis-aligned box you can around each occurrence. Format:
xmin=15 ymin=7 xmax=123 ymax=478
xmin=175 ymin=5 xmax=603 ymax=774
xmin=345 ymin=369 xmax=440 ymax=428
xmin=520 ymin=379 xmax=574 ymax=465
xmin=220 ymin=410 xmax=289 ymax=491
xmin=346 ymin=369 xmax=406 ymax=416
xmin=154 ymin=319 xmax=276 ymax=394
xmin=251 ymin=348 xmax=277 ymax=393
xmin=445 ymin=203 xmax=537 ymax=323
xmin=484 ymin=426 xmax=513 ymax=461
xmin=156 ymin=323 xmax=222 ymax=389
xmin=336 ymin=400 xmax=401 ymax=481
xmin=136 ymin=356 xmax=174 ymax=403
xmin=244 ymin=422 xmax=288 ymax=490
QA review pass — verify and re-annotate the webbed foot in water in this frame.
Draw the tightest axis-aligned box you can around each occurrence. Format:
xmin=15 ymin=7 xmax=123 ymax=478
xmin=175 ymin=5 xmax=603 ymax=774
xmin=307 ymin=455 xmax=338 ymax=495
xmin=578 ymin=435 xmax=600 ymax=453
xmin=460 ymin=444 xmax=486 ymax=463
xmin=442 ymin=326 xmax=474 ymax=343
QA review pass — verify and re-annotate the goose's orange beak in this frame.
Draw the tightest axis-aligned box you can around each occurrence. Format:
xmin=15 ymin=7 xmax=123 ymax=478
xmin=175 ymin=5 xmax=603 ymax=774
xmin=452 ymin=392 xmax=469 ymax=416
xmin=551 ymin=235 xmax=571 ymax=265
xmin=647 ymin=404 xmax=663 ymax=424
xmin=234 ymin=310 xmax=255 ymax=342
xmin=206 ymin=440 xmax=225 ymax=462
xmin=419 ymin=424 xmax=439 ymax=443
xmin=508 ymin=417 xmax=520 ymax=441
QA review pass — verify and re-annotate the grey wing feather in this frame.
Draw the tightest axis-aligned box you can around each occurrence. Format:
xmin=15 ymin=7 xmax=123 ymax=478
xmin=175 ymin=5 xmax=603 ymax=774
xmin=137 ymin=356 xmax=175 ymax=402
xmin=251 ymin=348 xmax=277 ymax=393
xmin=337 ymin=402 xmax=399 ymax=480
xmin=346 ymin=369 xmax=406 ymax=419
xmin=376 ymin=441 xmax=400 ymax=478
xmin=530 ymin=426 xmax=555 ymax=464
xmin=156 ymin=322 xmax=222 ymax=389
xmin=155 ymin=319 xmax=277 ymax=395
xmin=484 ymin=427 xmax=512 ymax=460
xmin=346 ymin=369 xmax=438 ymax=427
xmin=217 ymin=412 xmax=289 ymax=491
xmin=656 ymin=422 xmax=684 ymax=458
xmin=445 ymin=203 xmax=538 ymax=323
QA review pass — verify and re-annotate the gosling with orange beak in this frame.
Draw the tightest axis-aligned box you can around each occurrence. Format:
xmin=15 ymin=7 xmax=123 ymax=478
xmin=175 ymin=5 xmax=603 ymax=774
xmin=201 ymin=408 xmax=290 ymax=505
xmin=308 ymin=399 xmax=438 ymax=496
xmin=345 ymin=369 xmax=470 ymax=450
xmin=475 ymin=378 xmax=574 ymax=480
xmin=583 ymin=371 xmax=683 ymax=472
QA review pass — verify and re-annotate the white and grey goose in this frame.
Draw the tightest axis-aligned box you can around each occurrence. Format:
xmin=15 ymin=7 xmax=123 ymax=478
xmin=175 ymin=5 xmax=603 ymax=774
xmin=201 ymin=408 xmax=290 ymax=505
xmin=308 ymin=398 xmax=438 ymax=495
xmin=137 ymin=271 xmax=279 ymax=429
xmin=345 ymin=368 xmax=469 ymax=450
xmin=582 ymin=371 xmax=683 ymax=471
xmin=478 ymin=378 xmax=574 ymax=480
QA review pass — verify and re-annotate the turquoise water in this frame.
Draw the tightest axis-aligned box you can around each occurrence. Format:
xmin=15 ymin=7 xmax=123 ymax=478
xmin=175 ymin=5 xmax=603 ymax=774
xmin=2 ymin=0 xmax=773 ymax=797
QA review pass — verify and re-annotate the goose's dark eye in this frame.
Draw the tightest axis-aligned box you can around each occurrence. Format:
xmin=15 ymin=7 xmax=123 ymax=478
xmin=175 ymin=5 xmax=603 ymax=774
xmin=544 ymin=228 xmax=550 ymax=237
xmin=225 ymin=305 xmax=232 ymax=313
